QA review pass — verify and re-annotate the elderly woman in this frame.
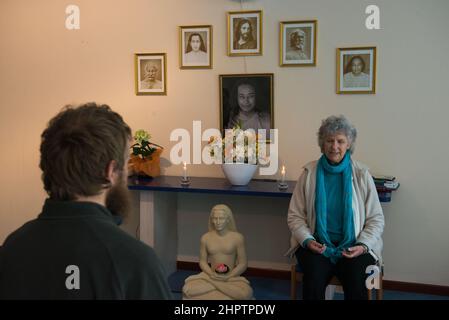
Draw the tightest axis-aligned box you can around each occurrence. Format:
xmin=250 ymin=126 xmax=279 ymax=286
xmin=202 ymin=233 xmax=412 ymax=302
xmin=287 ymin=115 xmax=384 ymax=300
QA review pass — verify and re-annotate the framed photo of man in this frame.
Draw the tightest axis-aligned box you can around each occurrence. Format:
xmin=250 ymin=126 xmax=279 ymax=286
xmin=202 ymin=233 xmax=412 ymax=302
xmin=179 ymin=25 xmax=212 ymax=69
xmin=280 ymin=20 xmax=317 ymax=66
xmin=135 ymin=53 xmax=167 ymax=95
xmin=227 ymin=10 xmax=262 ymax=56
xmin=219 ymin=74 xmax=274 ymax=141
xmin=337 ymin=47 xmax=376 ymax=94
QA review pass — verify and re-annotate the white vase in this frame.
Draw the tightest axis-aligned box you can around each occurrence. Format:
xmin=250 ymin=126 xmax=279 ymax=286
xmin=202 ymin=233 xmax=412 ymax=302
xmin=222 ymin=163 xmax=258 ymax=186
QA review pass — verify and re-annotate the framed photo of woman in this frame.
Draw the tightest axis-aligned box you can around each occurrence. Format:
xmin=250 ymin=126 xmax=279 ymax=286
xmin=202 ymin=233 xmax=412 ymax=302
xmin=219 ymin=74 xmax=274 ymax=141
xmin=134 ymin=53 xmax=167 ymax=95
xmin=337 ymin=47 xmax=376 ymax=94
xmin=280 ymin=20 xmax=317 ymax=66
xmin=227 ymin=10 xmax=262 ymax=56
xmin=179 ymin=25 xmax=212 ymax=69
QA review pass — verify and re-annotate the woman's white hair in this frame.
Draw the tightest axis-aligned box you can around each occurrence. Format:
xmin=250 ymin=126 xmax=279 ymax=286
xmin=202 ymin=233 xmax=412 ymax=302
xmin=317 ymin=115 xmax=357 ymax=154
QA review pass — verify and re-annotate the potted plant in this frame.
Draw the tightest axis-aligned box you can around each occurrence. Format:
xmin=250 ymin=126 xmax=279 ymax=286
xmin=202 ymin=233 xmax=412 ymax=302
xmin=208 ymin=124 xmax=260 ymax=186
xmin=128 ymin=129 xmax=163 ymax=178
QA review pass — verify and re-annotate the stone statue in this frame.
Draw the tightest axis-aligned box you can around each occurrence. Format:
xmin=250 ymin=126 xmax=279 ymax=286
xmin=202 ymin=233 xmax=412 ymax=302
xmin=182 ymin=204 xmax=254 ymax=300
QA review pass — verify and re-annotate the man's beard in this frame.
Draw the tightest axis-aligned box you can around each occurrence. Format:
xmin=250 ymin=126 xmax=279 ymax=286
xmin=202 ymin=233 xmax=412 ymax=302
xmin=295 ymin=42 xmax=304 ymax=51
xmin=105 ymin=173 xmax=132 ymax=222
xmin=242 ymin=33 xmax=249 ymax=41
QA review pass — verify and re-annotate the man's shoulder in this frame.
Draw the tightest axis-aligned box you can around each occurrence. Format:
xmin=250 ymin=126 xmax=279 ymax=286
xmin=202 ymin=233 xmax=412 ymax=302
xmin=102 ymin=223 xmax=154 ymax=253
xmin=1 ymin=219 xmax=40 ymax=246
xmin=105 ymin=233 xmax=164 ymax=280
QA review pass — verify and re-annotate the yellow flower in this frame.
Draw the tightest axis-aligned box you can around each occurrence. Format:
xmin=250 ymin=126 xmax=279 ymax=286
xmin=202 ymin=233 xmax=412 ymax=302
xmin=134 ymin=129 xmax=151 ymax=145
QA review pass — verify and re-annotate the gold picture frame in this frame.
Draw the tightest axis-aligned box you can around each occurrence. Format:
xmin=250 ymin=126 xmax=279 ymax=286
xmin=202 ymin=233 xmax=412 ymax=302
xmin=336 ymin=47 xmax=377 ymax=94
xmin=280 ymin=20 xmax=317 ymax=67
xmin=134 ymin=53 xmax=167 ymax=95
xmin=227 ymin=10 xmax=263 ymax=56
xmin=219 ymin=73 xmax=274 ymax=142
xmin=179 ymin=25 xmax=212 ymax=69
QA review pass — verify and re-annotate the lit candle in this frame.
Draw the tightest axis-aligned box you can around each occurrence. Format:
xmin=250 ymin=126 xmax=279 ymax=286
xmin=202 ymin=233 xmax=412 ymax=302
xmin=281 ymin=165 xmax=286 ymax=183
xmin=183 ymin=162 xmax=187 ymax=180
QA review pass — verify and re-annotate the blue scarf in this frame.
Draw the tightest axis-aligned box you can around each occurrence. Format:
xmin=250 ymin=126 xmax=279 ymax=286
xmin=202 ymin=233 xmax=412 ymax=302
xmin=315 ymin=152 xmax=355 ymax=264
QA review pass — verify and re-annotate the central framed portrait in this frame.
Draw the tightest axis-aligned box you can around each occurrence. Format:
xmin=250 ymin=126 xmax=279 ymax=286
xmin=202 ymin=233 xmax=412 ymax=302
xmin=227 ymin=10 xmax=263 ymax=56
xmin=219 ymin=73 xmax=274 ymax=138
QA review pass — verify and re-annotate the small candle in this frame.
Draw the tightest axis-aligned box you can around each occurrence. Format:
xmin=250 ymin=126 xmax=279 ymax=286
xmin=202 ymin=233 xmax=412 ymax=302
xmin=183 ymin=162 xmax=187 ymax=180
xmin=281 ymin=165 xmax=286 ymax=183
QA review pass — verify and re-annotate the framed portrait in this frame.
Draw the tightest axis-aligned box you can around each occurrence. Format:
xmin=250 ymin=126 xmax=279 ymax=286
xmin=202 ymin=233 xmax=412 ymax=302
xmin=179 ymin=25 xmax=212 ymax=69
xmin=227 ymin=10 xmax=262 ymax=56
xmin=219 ymin=73 xmax=274 ymax=140
xmin=134 ymin=53 xmax=167 ymax=95
xmin=280 ymin=20 xmax=317 ymax=66
xmin=336 ymin=47 xmax=376 ymax=94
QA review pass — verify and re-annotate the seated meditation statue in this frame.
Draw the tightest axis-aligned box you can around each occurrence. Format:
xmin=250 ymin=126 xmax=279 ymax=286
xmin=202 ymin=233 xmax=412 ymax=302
xmin=182 ymin=204 xmax=254 ymax=300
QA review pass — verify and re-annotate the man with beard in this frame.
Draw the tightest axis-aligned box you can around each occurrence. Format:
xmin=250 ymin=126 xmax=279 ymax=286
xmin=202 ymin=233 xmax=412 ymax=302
xmin=233 ymin=18 xmax=257 ymax=50
xmin=0 ymin=103 xmax=172 ymax=299
xmin=141 ymin=61 xmax=162 ymax=90
xmin=286 ymin=28 xmax=309 ymax=61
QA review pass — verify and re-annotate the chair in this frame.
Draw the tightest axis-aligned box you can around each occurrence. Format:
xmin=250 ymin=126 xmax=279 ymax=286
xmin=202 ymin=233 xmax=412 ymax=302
xmin=290 ymin=263 xmax=383 ymax=300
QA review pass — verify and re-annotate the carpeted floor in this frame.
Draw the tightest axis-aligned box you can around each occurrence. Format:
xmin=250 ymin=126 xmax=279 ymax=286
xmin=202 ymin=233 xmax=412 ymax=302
xmin=169 ymin=270 xmax=449 ymax=300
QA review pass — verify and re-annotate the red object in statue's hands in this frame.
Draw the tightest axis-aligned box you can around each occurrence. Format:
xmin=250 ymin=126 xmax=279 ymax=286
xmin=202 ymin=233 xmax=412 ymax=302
xmin=215 ymin=263 xmax=229 ymax=274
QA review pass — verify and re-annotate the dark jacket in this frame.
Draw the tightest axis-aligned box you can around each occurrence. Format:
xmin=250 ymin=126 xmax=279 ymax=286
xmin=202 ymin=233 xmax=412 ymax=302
xmin=0 ymin=199 xmax=173 ymax=299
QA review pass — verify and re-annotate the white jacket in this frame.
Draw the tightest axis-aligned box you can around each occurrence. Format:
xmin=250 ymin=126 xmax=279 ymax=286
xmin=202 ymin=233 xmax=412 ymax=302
xmin=286 ymin=159 xmax=385 ymax=264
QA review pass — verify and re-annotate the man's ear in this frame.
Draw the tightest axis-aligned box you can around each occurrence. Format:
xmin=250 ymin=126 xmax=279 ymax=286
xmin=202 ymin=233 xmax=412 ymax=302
xmin=106 ymin=160 xmax=118 ymax=185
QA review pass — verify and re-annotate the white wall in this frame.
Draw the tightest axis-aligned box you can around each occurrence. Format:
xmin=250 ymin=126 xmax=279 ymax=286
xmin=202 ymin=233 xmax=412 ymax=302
xmin=1 ymin=0 xmax=448 ymax=286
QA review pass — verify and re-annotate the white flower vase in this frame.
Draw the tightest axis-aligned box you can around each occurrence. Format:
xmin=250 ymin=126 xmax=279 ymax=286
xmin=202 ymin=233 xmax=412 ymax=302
xmin=222 ymin=163 xmax=258 ymax=186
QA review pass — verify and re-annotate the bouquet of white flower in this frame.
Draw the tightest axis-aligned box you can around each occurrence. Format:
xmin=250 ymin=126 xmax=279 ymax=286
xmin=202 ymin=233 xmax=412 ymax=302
xmin=208 ymin=124 xmax=259 ymax=164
